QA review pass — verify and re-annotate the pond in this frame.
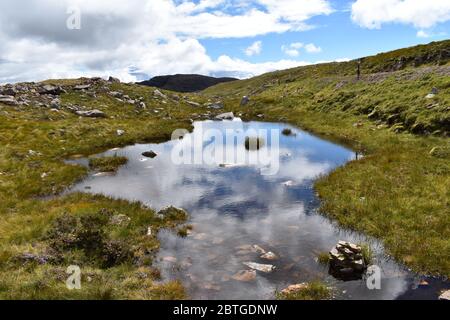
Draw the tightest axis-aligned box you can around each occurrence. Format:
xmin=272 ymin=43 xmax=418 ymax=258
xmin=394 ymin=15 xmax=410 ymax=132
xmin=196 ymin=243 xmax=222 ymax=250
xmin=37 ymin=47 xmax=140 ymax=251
xmin=68 ymin=120 xmax=448 ymax=300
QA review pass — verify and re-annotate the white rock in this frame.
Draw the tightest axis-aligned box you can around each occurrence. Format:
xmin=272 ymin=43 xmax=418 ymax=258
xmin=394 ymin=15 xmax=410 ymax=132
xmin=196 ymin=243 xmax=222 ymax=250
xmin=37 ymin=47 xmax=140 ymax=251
xmin=215 ymin=112 xmax=234 ymax=120
xmin=261 ymin=252 xmax=278 ymax=261
xmin=439 ymin=290 xmax=450 ymax=300
xmin=243 ymin=262 xmax=276 ymax=273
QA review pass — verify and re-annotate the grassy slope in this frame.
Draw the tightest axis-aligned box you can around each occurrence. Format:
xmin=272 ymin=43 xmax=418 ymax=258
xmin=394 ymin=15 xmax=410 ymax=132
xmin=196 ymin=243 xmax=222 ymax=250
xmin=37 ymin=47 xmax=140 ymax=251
xmin=0 ymin=40 xmax=448 ymax=300
xmin=204 ymin=40 xmax=450 ymax=277
xmin=0 ymin=81 xmax=208 ymax=299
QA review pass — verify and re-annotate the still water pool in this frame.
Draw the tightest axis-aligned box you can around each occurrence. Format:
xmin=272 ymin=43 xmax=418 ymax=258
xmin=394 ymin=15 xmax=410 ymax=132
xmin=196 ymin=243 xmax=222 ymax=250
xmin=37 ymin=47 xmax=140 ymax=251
xmin=68 ymin=120 xmax=448 ymax=300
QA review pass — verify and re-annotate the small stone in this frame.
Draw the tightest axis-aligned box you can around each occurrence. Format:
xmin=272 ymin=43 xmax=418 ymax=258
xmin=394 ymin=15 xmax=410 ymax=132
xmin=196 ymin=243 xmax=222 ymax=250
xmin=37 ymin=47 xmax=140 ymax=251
xmin=281 ymin=283 xmax=309 ymax=295
xmin=260 ymin=252 xmax=278 ymax=261
xmin=186 ymin=101 xmax=201 ymax=107
xmin=282 ymin=128 xmax=293 ymax=136
xmin=76 ymin=109 xmax=106 ymax=118
xmin=215 ymin=112 xmax=234 ymax=120
xmin=207 ymin=101 xmax=224 ymax=109
xmin=110 ymin=214 xmax=131 ymax=226
xmin=243 ymin=262 xmax=276 ymax=273
xmin=240 ymin=96 xmax=250 ymax=106
xmin=418 ymin=279 xmax=429 ymax=287
xmin=154 ymin=89 xmax=167 ymax=99
xmin=252 ymin=245 xmax=266 ymax=254
xmin=232 ymin=270 xmax=256 ymax=282
xmin=142 ymin=150 xmax=158 ymax=158
xmin=116 ymin=129 xmax=125 ymax=136
xmin=74 ymin=84 xmax=91 ymax=90
xmin=162 ymin=256 xmax=177 ymax=263
xmin=425 ymin=93 xmax=436 ymax=99
xmin=439 ymin=290 xmax=450 ymax=300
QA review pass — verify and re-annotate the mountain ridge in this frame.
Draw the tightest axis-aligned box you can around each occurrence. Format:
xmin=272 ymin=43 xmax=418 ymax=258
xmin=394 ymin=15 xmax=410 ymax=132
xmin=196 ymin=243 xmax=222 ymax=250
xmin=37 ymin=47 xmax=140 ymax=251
xmin=138 ymin=74 xmax=238 ymax=93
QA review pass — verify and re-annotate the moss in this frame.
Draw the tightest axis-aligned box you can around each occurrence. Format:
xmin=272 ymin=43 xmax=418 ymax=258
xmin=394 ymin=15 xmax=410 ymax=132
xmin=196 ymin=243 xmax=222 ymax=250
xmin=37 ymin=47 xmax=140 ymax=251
xmin=317 ymin=251 xmax=330 ymax=266
xmin=359 ymin=244 xmax=373 ymax=265
xmin=276 ymin=281 xmax=332 ymax=300
xmin=88 ymin=156 xmax=128 ymax=172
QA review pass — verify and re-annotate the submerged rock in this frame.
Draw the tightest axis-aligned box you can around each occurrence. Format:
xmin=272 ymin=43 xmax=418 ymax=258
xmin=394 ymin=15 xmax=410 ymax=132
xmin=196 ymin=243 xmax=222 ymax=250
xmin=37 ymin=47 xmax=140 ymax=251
xmin=243 ymin=262 xmax=276 ymax=273
xmin=261 ymin=252 xmax=278 ymax=261
xmin=232 ymin=270 xmax=256 ymax=282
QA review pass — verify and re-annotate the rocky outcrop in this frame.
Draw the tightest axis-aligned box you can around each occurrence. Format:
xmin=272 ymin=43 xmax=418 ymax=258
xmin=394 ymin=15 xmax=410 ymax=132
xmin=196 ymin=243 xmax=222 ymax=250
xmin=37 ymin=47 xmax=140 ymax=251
xmin=0 ymin=95 xmax=19 ymax=106
xmin=328 ymin=241 xmax=367 ymax=280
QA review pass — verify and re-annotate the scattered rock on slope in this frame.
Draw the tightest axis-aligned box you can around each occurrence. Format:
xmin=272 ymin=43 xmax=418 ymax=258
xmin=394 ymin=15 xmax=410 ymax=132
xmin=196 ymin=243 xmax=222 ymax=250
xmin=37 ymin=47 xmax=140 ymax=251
xmin=75 ymin=109 xmax=106 ymax=118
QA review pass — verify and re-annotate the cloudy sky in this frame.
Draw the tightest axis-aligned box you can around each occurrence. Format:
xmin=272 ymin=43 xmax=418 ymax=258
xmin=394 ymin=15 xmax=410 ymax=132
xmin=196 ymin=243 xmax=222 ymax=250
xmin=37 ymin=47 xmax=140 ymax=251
xmin=0 ymin=0 xmax=449 ymax=83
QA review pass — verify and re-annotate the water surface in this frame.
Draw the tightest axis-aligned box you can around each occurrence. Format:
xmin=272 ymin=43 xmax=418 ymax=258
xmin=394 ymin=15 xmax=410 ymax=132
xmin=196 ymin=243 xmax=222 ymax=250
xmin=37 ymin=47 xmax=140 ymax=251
xmin=68 ymin=120 xmax=448 ymax=300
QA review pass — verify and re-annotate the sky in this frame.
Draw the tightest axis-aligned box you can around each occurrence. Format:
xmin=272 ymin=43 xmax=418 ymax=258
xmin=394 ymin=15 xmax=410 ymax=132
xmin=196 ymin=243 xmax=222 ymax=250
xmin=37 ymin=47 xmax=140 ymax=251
xmin=0 ymin=0 xmax=449 ymax=83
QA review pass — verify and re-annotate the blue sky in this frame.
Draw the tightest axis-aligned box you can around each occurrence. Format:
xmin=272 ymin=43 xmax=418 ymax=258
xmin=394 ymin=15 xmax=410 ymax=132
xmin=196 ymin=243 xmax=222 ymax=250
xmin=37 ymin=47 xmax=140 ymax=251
xmin=0 ymin=0 xmax=449 ymax=83
xmin=200 ymin=0 xmax=449 ymax=64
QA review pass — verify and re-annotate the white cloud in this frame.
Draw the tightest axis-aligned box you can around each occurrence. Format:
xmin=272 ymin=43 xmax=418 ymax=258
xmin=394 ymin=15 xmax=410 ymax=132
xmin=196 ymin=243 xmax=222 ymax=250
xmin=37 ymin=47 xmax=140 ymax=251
xmin=0 ymin=0 xmax=334 ymax=83
xmin=290 ymin=42 xmax=304 ymax=49
xmin=304 ymin=43 xmax=322 ymax=53
xmin=282 ymin=42 xmax=322 ymax=57
xmin=417 ymin=30 xmax=431 ymax=38
xmin=245 ymin=41 xmax=263 ymax=56
xmin=351 ymin=0 xmax=450 ymax=29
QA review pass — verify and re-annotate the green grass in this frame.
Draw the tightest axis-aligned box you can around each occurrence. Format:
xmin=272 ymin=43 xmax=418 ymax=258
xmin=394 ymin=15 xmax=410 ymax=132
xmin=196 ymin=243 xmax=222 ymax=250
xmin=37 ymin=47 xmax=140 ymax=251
xmin=0 ymin=40 xmax=449 ymax=299
xmin=317 ymin=252 xmax=330 ymax=266
xmin=0 ymin=79 xmax=199 ymax=299
xmin=359 ymin=244 xmax=374 ymax=265
xmin=204 ymin=40 xmax=450 ymax=277
xmin=89 ymin=156 xmax=128 ymax=172
xmin=276 ymin=281 xmax=333 ymax=300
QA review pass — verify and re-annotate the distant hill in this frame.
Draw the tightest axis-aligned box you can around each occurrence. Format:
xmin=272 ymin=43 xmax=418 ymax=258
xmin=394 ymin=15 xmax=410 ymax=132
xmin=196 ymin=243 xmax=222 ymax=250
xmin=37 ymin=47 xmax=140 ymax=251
xmin=137 ymin=74 xmax=238 ymax=93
